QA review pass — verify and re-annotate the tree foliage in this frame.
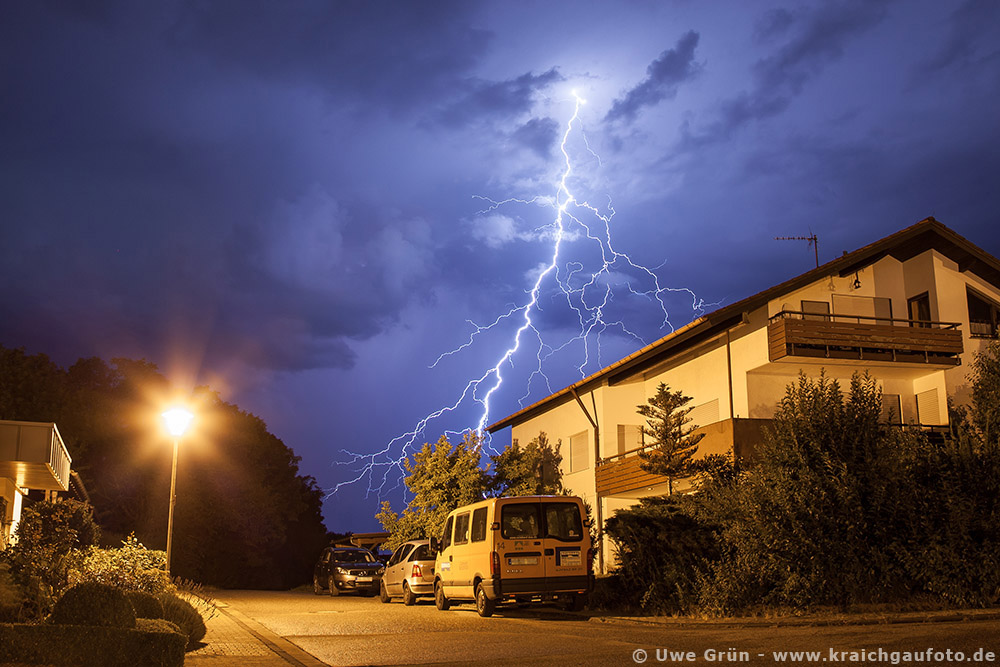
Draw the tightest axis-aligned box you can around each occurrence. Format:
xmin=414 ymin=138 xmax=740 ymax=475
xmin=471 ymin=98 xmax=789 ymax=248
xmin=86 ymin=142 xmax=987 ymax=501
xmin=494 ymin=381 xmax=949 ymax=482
xmin=0 ymin=344 xmax=329 ymax=589
xmin=377 ymin=431 xmax=567 ymax=550
xmin=488 ymin=432 xmax=563 ymax=497
xmin=637 ymin=383 xmax=704 ymax=495
xmin=376 ymin=432 xmax=487 ymax=551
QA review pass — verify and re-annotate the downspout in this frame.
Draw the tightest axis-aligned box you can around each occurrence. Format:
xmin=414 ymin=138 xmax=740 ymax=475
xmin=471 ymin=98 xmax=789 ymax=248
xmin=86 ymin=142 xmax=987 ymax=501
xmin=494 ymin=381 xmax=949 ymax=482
xmin=726 ymin=328 xmax=735 ymax=420
xmin=570 ymin=387 xmax=604 ymax=575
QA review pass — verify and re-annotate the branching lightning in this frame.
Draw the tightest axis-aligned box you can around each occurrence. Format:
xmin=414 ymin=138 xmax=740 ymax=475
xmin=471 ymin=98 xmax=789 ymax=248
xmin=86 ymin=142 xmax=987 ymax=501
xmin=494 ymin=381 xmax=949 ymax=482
xmin=327 ymin=92 xmax=708 ymax=501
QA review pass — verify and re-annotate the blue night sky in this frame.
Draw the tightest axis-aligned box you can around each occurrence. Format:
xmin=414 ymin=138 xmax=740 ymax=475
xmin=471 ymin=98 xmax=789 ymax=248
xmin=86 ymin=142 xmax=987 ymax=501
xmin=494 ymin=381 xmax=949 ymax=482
xmin=2 ymin=1 xmax=999 ymax=533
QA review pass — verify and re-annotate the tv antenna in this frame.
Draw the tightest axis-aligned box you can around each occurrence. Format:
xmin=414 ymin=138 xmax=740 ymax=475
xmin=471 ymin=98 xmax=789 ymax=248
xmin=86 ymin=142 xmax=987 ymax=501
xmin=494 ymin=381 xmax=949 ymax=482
xmin=775 ymin=233 xmax=819 ymax=268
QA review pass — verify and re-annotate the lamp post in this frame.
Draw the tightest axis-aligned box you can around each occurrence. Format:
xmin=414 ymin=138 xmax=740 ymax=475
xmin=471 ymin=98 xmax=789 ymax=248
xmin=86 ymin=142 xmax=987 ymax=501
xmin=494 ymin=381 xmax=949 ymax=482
xmin=161 ymin=407 xmax=193 ymax=575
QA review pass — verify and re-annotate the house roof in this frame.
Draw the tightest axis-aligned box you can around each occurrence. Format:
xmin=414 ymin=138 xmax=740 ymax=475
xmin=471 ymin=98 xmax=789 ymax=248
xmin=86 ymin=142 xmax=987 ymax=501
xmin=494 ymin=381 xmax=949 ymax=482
xmin=486 ymin=217 xmax=1000 ymax=433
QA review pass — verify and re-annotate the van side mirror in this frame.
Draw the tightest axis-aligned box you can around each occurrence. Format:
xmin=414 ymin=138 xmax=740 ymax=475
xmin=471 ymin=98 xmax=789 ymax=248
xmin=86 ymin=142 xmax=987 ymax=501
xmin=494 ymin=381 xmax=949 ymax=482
xmin=430 ymin=536 xmax=439 ymax=554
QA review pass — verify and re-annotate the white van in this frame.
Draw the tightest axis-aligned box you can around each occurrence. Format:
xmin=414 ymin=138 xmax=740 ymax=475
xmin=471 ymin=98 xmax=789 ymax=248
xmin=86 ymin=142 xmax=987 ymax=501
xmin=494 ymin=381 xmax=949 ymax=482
xmin=430 ymin=495 xmax=593 ymax=617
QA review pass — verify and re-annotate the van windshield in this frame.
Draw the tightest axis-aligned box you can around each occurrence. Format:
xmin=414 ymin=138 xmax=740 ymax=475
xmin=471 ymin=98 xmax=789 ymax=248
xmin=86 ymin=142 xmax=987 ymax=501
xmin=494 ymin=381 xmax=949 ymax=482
xmin=543 ymin=502 xmax=583 ymax=541
xmin=501 ymin=503 xmax=540 ymax=539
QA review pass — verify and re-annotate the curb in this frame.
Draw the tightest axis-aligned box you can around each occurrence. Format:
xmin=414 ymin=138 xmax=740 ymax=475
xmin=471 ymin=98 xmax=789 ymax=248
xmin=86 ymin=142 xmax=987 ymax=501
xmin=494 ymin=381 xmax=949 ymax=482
xmin=589 ymin=609 xmax=1000 ymax=629
xmin=211 ymin=604 xmax=327 ymax=666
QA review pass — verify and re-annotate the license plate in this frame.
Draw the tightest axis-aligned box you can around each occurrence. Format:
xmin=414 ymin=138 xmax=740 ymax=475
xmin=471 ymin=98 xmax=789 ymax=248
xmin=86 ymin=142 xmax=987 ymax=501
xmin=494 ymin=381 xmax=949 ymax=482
xmin=507 ymin=557 xmax=538 ymax=566
xmin=558 ymin=552 xmax=581 ymax=566
xmin=356 ymin=576 xmax=372 ymax=583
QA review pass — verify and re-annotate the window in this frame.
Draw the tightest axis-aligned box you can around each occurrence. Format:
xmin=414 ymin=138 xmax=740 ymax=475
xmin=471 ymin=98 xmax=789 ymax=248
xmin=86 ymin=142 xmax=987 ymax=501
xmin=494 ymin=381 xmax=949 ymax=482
xmin=908 ymin=292 xmax=931 ymax=328
xmin=881 ymin=394 xmax=902 ymax=424
xmin=967 ymin=288 xmax=1000 ymax=338
xmin=471 ymin=507 xmax=488 ymax=542
xmin=616 ymin=424 xmax=642 ymax=456
xmin=453 ymin=512 xmax=470 ymax=545
xmin=441 ymin=516 xmax=454 ymax=550
xmin=501 ymin=503 xmax=540 ymax=539
xmin=388 ymin=543 xmax=413 ymax=566
xmin=543 ymin=502 xmax=583 ymax=542
xmin=409 ymin=543 xmax=431 ymax=561
xmin=917 ymin=388 xmax=942 ymax=425
xmin=801 ymin=300 xmax=830 ymax=321
xmin=569 ymin=431 xmax=589 ymax=473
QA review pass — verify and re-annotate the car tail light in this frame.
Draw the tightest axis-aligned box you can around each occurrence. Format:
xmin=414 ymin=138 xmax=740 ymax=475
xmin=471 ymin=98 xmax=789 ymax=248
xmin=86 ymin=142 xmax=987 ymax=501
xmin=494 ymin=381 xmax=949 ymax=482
xmin=586 ymin=548 xmax=595 ymax=575
xmin=490 ymin=551 xmax=500 ymax=576
xmin=411 ymin=563 xmax=422 ymax=579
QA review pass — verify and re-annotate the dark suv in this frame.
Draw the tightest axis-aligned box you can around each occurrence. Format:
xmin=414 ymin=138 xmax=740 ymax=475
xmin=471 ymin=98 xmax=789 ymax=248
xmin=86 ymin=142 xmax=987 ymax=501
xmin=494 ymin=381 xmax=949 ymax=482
xmin=313 ymin=546 xmax=385 ymax=596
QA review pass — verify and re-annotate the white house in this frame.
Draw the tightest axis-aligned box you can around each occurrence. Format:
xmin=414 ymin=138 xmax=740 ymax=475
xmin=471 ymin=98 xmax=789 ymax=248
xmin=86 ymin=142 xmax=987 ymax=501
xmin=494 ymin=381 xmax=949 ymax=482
xmin=487 ymin=217 xmax=1000 ymax=571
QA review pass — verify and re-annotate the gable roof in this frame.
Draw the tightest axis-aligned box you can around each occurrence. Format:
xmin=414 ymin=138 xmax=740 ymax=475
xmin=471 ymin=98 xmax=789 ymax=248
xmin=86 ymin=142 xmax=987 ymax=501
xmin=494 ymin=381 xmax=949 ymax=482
xmin=486 ymin=217 xmax=1000 ymax=433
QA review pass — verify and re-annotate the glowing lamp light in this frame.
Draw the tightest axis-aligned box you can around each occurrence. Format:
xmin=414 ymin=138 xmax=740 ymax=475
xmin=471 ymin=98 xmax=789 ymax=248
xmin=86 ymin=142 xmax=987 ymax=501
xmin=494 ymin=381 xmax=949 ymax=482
xmin=162 ymin=407 xmax=193 ymax=437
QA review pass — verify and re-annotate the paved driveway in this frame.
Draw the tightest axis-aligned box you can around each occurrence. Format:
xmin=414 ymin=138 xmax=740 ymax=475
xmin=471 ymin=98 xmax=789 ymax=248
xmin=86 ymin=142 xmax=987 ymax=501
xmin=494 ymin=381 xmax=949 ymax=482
xmin=188 ymin=589 xmax=1000 ymax=666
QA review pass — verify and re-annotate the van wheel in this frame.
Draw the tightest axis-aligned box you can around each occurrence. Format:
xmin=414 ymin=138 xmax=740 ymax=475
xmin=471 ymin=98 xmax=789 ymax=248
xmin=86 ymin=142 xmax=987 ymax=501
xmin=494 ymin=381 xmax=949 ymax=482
xmin=327 ymin=575 xmax=339 ymax=596
xmin=435 ymin=581 xmax=450 ymax=611
xmin=312 ymin=574 xmax=324 ymax=595
xmin=379 ymin=580 xmax=391 ymax=603
xmin=475 ymin=583 xmax=495 ymax=618
xmin=402 ymin=582 xmax=416 ymax=606
xmin=564 ymin=593 xmax=586 ymax=612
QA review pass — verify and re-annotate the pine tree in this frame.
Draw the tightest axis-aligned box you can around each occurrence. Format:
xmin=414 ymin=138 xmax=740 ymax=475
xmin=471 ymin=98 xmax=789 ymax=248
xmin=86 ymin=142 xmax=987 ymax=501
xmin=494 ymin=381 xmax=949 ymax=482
xmin=637 ymin=383 xmax=704 ymax=495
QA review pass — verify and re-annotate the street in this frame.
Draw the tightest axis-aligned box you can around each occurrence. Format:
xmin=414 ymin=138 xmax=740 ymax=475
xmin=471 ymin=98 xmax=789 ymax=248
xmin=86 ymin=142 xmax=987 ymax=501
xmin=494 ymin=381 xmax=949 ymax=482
xmin=200 ymin=589 xmax=1000 ymax=666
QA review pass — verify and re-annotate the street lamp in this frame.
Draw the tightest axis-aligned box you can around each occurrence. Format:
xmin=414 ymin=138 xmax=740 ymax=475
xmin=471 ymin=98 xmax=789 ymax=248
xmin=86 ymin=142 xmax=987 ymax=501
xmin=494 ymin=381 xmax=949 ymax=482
xmin=161 ymin=407 xmax=193 ymax=575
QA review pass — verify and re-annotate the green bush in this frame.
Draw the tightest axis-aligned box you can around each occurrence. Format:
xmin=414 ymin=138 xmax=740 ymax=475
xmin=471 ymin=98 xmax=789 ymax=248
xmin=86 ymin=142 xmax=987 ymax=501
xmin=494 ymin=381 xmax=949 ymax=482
xmin=49 ymin=581 xmax=136 ymax=628
xmin=125 ymin=590 xmax=164 ymax=619
xmin=136 ymin=616 xmax=183 ymax=636
xmin=0 ymin=621 xmax=185 ymax=667
xmin=604 ymin=495 xmax=718 ymax=614
xmin=157 ymin=592 xmax=206 ymax=648
xmin=69 ymin=534 xmax=171 ymax=594
xmin=0 ymin=499 xmax=100 ymax=619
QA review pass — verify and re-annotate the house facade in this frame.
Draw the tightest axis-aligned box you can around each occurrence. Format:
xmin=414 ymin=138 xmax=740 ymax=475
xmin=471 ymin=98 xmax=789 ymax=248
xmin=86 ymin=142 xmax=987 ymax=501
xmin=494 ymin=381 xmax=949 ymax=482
xmin=486 ymin=218 xmax=1000 ymax=572
xmin=0 ymin=420 xmax=73 ymax=547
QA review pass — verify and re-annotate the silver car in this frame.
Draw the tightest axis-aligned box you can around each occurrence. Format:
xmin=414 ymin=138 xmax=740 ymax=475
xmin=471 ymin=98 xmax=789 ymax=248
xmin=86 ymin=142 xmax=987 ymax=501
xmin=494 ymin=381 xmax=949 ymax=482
xmin=379 ymin=540 xmax=435 ymax=605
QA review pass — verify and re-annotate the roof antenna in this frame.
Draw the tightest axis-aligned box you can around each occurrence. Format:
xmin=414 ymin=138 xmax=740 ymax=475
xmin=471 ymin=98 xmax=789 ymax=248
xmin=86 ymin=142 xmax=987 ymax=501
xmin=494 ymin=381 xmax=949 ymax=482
xmin=775 ymin=233 xmax=819 ymax=268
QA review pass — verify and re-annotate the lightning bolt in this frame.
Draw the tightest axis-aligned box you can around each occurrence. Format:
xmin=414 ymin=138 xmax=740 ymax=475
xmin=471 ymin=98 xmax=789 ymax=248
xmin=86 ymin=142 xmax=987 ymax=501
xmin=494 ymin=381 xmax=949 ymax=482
xmin=328 ymin=92 xmax=708 ymax=501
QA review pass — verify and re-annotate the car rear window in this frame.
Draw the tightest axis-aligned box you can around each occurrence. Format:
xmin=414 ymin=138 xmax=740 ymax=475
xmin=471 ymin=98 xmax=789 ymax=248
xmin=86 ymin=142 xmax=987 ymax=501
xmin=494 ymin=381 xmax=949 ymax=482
xmin=409 ymin=543 xmax=431 ymax=560
xmin=501 ymin=503 xmax=540 ymax=539
xmin=543 ymin=502 xmax=583 ymax=542
xmin=330 ymin=549 xmax=375 ymax=563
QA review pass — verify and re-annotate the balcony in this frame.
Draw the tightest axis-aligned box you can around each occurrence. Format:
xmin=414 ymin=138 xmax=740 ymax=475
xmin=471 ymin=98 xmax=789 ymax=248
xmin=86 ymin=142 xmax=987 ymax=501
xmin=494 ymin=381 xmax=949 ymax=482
xmin=767 ymin=311 xmax=963 ymax=365
xmin=0 ymin=421 xmax=72 ymax=491
xmin=595 ymin=418 xmax=769 ymax=497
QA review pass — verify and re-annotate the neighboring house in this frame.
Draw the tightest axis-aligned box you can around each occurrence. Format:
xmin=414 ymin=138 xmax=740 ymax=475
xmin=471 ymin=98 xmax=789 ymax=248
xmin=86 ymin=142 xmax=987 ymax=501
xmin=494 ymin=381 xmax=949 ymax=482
xmin=0 ymin=420 xmax=73 ymax=548
xmin=487 ymin=217 xmax=1000 ymax=572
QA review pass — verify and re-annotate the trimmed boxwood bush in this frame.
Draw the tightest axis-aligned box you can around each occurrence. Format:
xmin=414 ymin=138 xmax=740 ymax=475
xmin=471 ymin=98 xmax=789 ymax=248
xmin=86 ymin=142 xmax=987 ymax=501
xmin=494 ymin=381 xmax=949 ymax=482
xmin=157 ymin=592 xmax=206 ymax=648
xmin=137 ymin=617 xmax=184 ymax=636
xmin=0 ymin=622 xmax=185 ymax=667
xmin=49 ymin=581 xmax=135 ymax=628
xmin=125 ymin=590 xmax=164 ymax=619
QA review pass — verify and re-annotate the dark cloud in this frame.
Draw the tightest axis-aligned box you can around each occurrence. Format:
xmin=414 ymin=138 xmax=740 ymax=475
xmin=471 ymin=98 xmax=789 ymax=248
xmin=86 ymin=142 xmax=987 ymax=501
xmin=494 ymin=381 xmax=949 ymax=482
xmin=604 ymin=31 xmax=701 ymax=124
xmin=170 ymin=0 xmax=492 ymax=114
xmin=512 ymin=117 xmax=560 ymax=158
xmin=435 ymin=69 xmax=564 ymax=128
xmin=917 ymin=0 xmax=1000 ymax=75
xmin=680 ymin=1 xmax=890 ymax=149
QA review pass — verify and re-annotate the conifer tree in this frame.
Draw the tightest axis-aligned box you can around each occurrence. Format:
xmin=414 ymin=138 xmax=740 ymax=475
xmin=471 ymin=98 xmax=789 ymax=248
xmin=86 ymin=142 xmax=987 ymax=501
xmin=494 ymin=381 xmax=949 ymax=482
xmin=637 ymin=383 xmax=704 ymax=495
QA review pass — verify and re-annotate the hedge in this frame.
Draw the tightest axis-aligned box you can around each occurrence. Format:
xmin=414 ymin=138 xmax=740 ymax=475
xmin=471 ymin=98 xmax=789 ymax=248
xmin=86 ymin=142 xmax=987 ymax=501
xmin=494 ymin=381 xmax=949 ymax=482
xmin=0 ymin=622 xmax=185 ymax=667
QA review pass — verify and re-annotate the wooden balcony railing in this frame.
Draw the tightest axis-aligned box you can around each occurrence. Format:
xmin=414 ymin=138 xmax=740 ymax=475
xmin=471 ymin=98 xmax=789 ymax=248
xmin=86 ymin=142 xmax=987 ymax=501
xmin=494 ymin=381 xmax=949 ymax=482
xmin=767 ymin=310 xmax=963 ymax=365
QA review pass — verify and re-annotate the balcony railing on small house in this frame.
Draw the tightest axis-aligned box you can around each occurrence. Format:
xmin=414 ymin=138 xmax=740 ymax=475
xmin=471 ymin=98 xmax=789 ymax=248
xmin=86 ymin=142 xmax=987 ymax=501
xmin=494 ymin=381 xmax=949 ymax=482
xmin=767 ymin=310 xmax=963 ymax=365
xmin=0 ymin=421 xmax=72 ymax=492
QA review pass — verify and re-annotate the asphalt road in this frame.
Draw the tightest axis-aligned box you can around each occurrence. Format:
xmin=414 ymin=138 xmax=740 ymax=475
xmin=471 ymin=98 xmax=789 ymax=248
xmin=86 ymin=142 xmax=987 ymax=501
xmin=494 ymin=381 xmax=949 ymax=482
xmin=213 ymin=589 xmax=1000 ymax=666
